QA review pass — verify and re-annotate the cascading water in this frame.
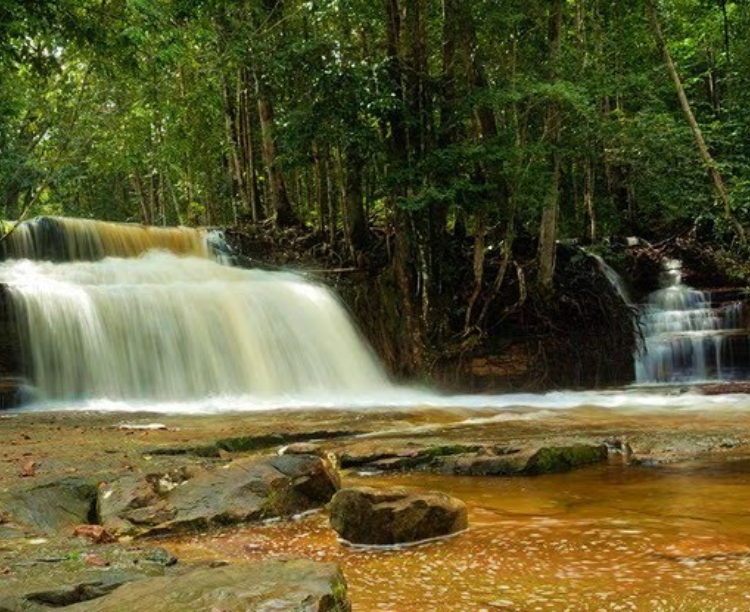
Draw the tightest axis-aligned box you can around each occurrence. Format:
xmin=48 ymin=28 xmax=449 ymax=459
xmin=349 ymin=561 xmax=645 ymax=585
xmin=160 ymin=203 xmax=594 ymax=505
xmin=635 ymin=259 xmax=747 ymax=383
xmin=4 ymin=216 xmax=750 ymax=413
xmin=0 ymin=217 xmax=390 ymax=403
xmin=587 ymin=252 xmax=632 ymax=305
xmin=1 ymin=216 xmax=214 ymax=261
xmin=2 ymin=253 xmax=389 ymax=401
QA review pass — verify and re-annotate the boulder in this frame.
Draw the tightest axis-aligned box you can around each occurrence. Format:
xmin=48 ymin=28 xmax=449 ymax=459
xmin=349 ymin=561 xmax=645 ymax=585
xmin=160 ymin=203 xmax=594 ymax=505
xmin=524 ymin=444 xmax=608 ymax=475
xmin=68 ymin=561 xmax=350 ymax=612
xmin=434 ymin=454 xmax=527 ymax=476
xmin=0 ymin=478 xmax=98 ymax=534
xmin=99 ymin=454 xmax=340 ymax=537
xmin=329 ymin=487 xmax=467 ymax=546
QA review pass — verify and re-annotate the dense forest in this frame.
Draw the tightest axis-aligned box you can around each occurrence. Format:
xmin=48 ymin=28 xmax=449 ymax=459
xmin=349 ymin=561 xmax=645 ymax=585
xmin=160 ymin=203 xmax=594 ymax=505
xmin=2 ymin=0 xmax=749 ymax=379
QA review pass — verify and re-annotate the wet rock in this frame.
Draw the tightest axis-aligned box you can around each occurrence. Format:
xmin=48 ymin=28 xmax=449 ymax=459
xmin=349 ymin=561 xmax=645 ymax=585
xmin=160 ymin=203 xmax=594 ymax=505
xmin=604 ymin=439 xmax=634 ymax=462
xmin=0 ymin=378 xmax=32 ymax=411
xmin=329 ymin=486 xmax=467 ymax=546
xmin=0 ymin=581 xmax=125 ymax=611
xmin=0 ymin=546 xmax=179 ymax=611
xmin=72 ymin=525 xmax=115 ymax=544
xmin=338 ymin=450 xmax=403 ymax=469
xmin=142 ymin=547 xmax=178 ymax=567
xmin=150 ymin=430 xmax=360 ymax=458
xmin=99 ymin=454 xmax=340 ymax=537
xmin=523 ymin=445 xmax=608 ymax=475
xmin=632 ymin=457 xmax=661 ymax=467
xmin=434 ymin=454 xmax=527 ymax=476
xmin=339 ymin=443 xmax=484 ymax=472
xmin=0 ymin=478 xmax=98 ymax=534
xmin=67 ymin=561 xmax=350 ymax=612
xmin=279 ymin=442 xmax=325 ymax=457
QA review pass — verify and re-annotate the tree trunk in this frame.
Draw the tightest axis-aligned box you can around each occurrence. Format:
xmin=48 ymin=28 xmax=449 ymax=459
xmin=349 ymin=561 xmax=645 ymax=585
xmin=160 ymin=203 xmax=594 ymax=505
xmin=344 ymin=143 xmax=368 ymax=250
xmin=646 ymin=0 xmax=744 ymax=242
xmin=386 ymin=0 xmax=423 ymax=372
xmin=313 ymin=141 xmax=326 ymax=236
xmin=325 ymin=146 xmax=337 ymax=247
xmin=131 ymin=170 xmax=151 ymax=225
xmin=222 ymin=78 xmax=250 ymax=219
xmin=537 ymin=0 xmax=564 ymax=294
xmin=239 ymin=68 xmax=261 ymax=222
xmin=583 ymin=159 xmax=596 ymax=242
xmin=255 ymin=75 xmax=297 ymax=227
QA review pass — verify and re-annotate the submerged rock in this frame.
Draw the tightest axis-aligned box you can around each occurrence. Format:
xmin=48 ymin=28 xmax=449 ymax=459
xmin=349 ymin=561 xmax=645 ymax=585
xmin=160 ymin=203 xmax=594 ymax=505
xmin=329 ymin=486 xmax=467 ymax=546
xmin=98 ymin=454 xmax=340 ymax=537
xmin=68 ymin=560 xmax=350 ymax=612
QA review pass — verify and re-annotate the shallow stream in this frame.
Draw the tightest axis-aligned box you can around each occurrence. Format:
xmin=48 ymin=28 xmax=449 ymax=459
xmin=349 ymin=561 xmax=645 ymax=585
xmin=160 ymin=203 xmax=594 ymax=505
xmin=166 ymin=459 xmax=750 ymax=612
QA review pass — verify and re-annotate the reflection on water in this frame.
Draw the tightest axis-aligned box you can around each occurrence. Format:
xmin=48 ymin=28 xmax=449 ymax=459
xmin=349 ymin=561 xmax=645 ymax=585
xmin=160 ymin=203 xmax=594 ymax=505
xmin=169 ymin=463 xmax=750 ymax=611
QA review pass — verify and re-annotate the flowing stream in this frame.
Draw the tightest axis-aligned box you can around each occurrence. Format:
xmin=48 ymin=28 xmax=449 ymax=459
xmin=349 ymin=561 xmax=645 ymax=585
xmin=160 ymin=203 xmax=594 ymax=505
xmin=2 ymin=218 xmax=749 ymax=411
xmin=635 ymin=259 xmax=748 ymax=383
xmin=170 ymin=463 xmax=750 ymax=611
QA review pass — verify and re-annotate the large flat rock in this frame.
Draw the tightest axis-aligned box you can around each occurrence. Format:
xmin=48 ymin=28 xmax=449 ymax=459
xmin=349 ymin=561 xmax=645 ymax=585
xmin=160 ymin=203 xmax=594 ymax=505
xmin=99 ymin=454 xmax=340 ymax=537
xmin=0 ymin=545 xmax=179 ymax=611
xmin=69 ymin=561 xmax=350 ymax=612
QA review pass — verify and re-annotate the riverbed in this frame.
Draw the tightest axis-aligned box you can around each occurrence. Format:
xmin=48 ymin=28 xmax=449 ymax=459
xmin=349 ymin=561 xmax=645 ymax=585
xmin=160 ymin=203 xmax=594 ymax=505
xmin=2 ymin=399 xmax=750 ymax=611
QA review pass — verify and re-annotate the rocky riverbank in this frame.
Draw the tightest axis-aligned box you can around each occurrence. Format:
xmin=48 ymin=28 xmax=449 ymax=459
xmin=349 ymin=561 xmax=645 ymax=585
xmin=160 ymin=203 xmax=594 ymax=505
xmin=2 ymin=404 xmax=750 ymax=609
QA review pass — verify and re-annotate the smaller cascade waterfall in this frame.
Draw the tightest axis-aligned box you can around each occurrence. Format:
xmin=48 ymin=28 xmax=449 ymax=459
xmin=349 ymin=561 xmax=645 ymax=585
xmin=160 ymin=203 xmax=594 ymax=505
xmin=635 ymin=259 xmax=748 ymax=383
xmin=1 ymin=217 xmax=215 ymax=261
xmin=587 ymin=252 xmax=632 ymax=304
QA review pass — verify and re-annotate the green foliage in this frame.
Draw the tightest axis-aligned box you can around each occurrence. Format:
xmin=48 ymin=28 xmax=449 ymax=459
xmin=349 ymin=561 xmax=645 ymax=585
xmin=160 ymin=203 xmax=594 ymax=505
xmin=1 ymin=0 xmax=750 ymax=252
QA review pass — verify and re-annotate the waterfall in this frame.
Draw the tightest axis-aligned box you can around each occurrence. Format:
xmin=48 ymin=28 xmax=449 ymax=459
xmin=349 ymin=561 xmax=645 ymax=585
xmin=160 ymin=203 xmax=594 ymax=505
xmin=587 ymin=252 xmax=632 ymax=305
xmin=0 ymin=216 xmax=389 ymax=403
xmin=1 ymin=252 xmax=389 ymax=401
xmin=635 ymin=259 xmax=748 ymax=384
xmin=1 ymin=217 xmax=215 ymax=261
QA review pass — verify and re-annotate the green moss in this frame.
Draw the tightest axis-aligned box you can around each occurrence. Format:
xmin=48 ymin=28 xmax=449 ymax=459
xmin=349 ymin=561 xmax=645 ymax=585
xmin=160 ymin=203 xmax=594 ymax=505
xmin=524 ymin=445 xmax=607 ymax=475
xmin=418 ymin=445 xmax=482 ymax=460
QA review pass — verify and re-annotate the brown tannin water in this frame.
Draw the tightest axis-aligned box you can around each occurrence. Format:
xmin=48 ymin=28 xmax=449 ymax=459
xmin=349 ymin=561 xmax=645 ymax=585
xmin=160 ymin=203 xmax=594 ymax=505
xmin=168 ymin=461 xmax=750 ymax=611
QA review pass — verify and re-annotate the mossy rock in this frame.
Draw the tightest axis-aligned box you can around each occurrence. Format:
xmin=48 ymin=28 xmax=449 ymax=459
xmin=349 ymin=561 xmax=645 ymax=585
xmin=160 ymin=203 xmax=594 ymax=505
xmin=524 ymin=445 xmax=608 ymax=475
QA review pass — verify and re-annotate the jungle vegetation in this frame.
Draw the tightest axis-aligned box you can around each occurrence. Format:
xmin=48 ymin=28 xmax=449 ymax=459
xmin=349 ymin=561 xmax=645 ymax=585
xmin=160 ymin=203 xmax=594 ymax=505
xmin=2 ymin=1 xmax=750 ymax=311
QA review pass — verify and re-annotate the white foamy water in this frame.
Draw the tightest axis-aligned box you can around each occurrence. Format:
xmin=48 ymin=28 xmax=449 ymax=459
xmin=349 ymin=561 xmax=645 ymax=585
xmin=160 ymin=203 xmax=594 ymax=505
xmin=2 ymin=252 xmax=390 ymax=402
xmin=3 ymin=226 xmax=749 ymax=416
xmin=13 ymin=388 xmax=750 ymax=415
xmin=635 ymin=259 xmax=748 ymax=383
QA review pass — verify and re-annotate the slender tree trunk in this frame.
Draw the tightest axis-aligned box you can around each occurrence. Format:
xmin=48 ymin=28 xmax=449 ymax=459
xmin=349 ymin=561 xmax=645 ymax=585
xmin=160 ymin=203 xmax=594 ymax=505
xmin=325 ymin=146 xmax=337 ymax=247
xmin=719 ymin=0 xmax=730 ymax=64
xmin=386 ymin=0 xmax=423 ymax=371
xmin=239 ymin=68 xmax=261 ymax=222
xmin=131 ymin=170 xmax=151 ymax=225
xmin=537 ymin=0 xmax=564 ymax=294
xmin=255 ymin=75 xmax=297 ymax=227
xmin=313 ymin=141 xmax=326 ymax=236
xmin=464 ymin=212 xmax=486 ymax=332
xmin=583 ymin=159 xmax=596 ymax=242
xmin=344 ymin=143 xmax=368 ymax=250
xmin=646 ymin=0 xmax=744 ymax=242
xmin=223 ymin=78 xmax=250 ymax=219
